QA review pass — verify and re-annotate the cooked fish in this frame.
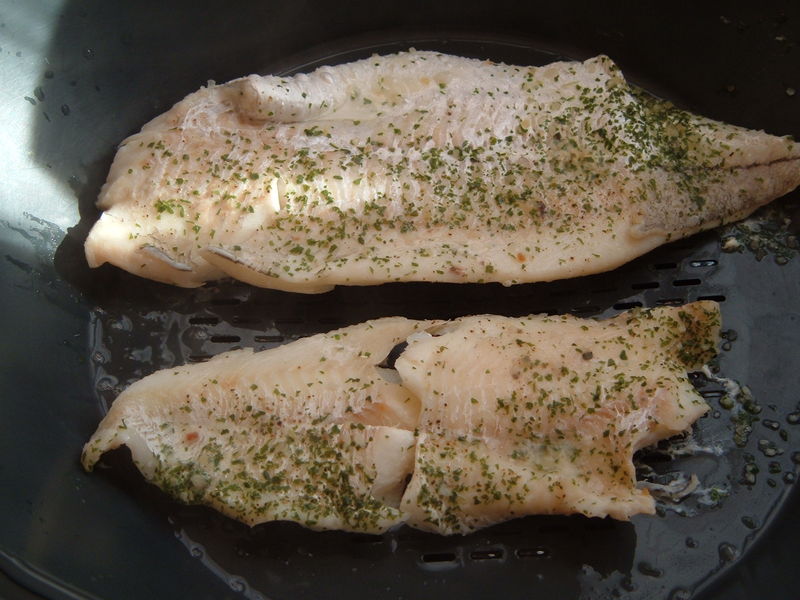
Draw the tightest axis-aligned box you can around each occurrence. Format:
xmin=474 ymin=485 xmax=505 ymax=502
xmin=396 ymin=301 xmax=719 ymax=534
xmin=84 ymin=50 xmax=800 ymax=292
xmin=82 ymin=302 xmax=720 ymax=534
xmin=81 ymin=317 xmax=435 ymax=533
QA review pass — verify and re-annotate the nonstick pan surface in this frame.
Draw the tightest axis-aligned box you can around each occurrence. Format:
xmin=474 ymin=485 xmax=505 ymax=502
xmin=2 ymin=2 xmax=799 ymax=599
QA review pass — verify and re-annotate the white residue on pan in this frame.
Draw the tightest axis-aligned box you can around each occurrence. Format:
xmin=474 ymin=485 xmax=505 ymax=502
xmin=660 ymin=430 xmax=727 ymax=458
xmin=702 ymin=365 xmax=742 ymax=400
xmin=638 ymin=468 xmax=731 ymax=517
xmin=639 ymin=472 xmax=700 ymax=501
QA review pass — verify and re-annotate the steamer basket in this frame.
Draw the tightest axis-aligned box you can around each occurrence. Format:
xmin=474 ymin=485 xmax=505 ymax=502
xmin=1 ymin=3 xmax=799 ymax=599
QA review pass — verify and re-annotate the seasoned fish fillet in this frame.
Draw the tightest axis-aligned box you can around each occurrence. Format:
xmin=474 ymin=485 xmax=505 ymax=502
xmin=396 ymin=302 xmax=719 ymax=534
xmin=83 ymin=302 xmax=720 ymax=534
xmin=84 ymin=51 xmax=800 ymax=292
xmin=81 ymin=318 xmax=434 ymax=533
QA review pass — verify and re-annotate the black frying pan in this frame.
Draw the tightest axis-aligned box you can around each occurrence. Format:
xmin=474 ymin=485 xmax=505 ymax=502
xmin=2 ymin=2 xmax=799 ymax=599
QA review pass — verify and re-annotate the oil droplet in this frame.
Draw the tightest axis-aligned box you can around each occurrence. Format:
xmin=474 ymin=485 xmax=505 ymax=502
xmin=718 ymin=543 xmax=738 ymax=562
xmin=24 ymin=96 xmax=36 ymax=105
xmin=61 ymin=104 xmax=70 ymax=116
xmin=670 ymin=589 xmax=691 ymax=600
xmin=190 ymin=545 xmax=204 ymax=558
xmin=784 ymin=472 xmax=796 ymax=484
xmin=685 ymin=537 xmax=698 ymax=548
xmin=34 ymin=86 xmax=44 ymax=101
xmin=743 ymin=399 xmax=761 ymax=415
xmin=637 ymin=561 xmax=663 ymax=578
xmin=762 ymin=419 xmax=780 ymax=431
xmin=741 ymin=516 xmax=758 ymax=529
xmin=84 ymin=48 xmax=95 ymax=60
xmin=786 ymin=412 xmax=800 ymax=425
xmin=768 ymin=461 xmax=782 ymax=474
xmin=758 ymin=439 xmax=783 ymax=457
xmin=787 ymin=87 xmax=796 ymax=97
xmin=767 ymin=478 xmax=777 ymax=487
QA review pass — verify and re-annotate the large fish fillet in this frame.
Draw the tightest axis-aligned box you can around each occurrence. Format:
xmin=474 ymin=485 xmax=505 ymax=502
xmin=82 ymin=302 xmax=720 ymax=534
xmin=84 ymin=51 xmax=800 ymax=292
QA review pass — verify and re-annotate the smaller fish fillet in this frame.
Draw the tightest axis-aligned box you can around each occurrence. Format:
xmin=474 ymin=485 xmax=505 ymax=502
xmin=83 ymin=302 xmax=720 ymax=534
xmin=82 ymin=318 xmax=433 ymax=533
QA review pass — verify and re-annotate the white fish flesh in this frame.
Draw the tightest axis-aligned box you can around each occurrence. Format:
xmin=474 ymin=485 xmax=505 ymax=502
xmin=81 ymin=317 xmax=433 ymax=533
xmin=84 ymin=51 xmax=800 ymax=292
xmin=82 ymin=301 xmax=720 ymax=534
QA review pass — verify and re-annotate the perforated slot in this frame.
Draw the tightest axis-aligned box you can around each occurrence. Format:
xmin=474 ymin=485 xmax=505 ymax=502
xmin=420 ymin=552 xmax=457 ymax=564
xmin=210 ymin=335 xmax=242 ymax=344
xmin=470 ymin=548 xmax=504 ymax=561
xmin=613 ymin=301 xmax=643 ymax=310
xmin=187 ymin=354 xmax=212 ymax=363
xmin=673 ymin=279 xmax=701 ymax=287
xmin=254 ymin=335 xmax=284 ymax=343
xmin=631 ymin=281 xmax=659 ymax=290
xmin=698 ymin=295 xmax=726 ymax=302
xmin=232 ymin=316 xmax=262 ymax=325
xmin=517 ymin=546 xmax=551 ymax=559
xmin=654 ymin=262 xmax=678 ymax=270
xmin=656 ymin=298 xmax=684 ymax=306
xmin=188 ymin=316 xmax=220 ymax=325
xmin=569 ymin=305 xmax=601 ymax=315
xmin=690 ymin=259 xmax=717 ymax=267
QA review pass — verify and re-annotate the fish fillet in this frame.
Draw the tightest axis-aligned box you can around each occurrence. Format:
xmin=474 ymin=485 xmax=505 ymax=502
xmin=84 ymin=51 xmax=800 ymax=292
xmin=82 ymin=302 xmax=720 ymax=534
xmin=81 ymin=318 xmax=434 ymax=533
